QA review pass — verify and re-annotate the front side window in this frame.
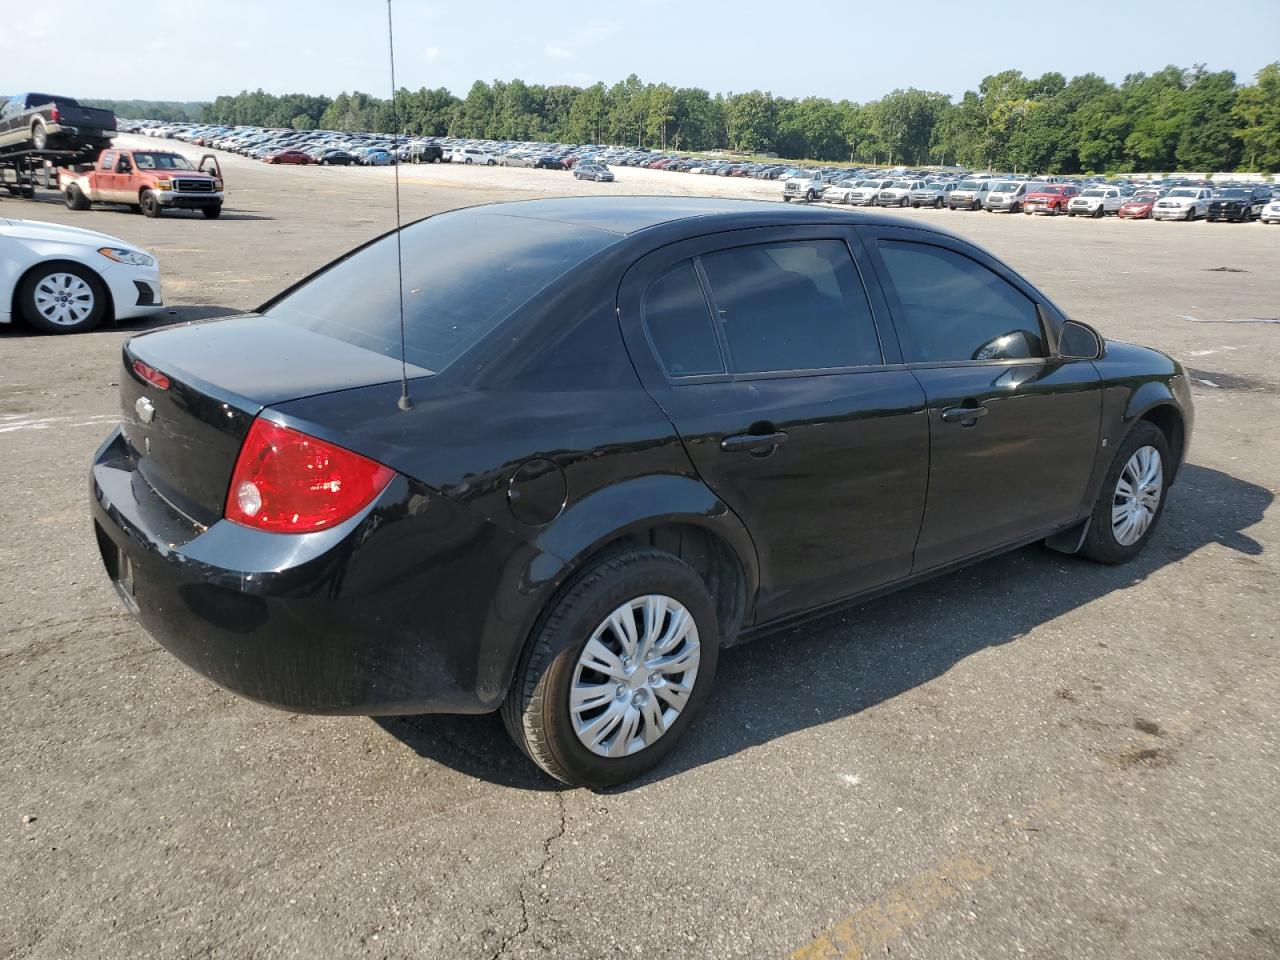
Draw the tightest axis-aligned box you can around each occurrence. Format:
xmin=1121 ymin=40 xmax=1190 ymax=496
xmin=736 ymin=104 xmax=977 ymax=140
xmin=876 ymin=241 xmax=1045 ymax=364
xmin=699 ymin=240 xmax=882 ymax=374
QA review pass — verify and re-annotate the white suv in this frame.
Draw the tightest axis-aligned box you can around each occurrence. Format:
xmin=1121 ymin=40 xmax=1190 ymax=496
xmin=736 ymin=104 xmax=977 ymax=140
xmin=449 ymin=147 xmax=496 ymax=165
xmin=1068 ymin=187 xmax=1122 ymax=218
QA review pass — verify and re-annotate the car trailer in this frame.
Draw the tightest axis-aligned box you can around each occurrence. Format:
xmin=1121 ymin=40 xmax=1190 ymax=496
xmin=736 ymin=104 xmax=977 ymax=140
xmin=0 ymin=148 xmax=93 ymax=201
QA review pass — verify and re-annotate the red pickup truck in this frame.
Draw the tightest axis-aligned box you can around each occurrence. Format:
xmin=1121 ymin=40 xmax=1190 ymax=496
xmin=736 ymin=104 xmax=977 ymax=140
xmin=62 ymin=148 xmax=224 ymax=218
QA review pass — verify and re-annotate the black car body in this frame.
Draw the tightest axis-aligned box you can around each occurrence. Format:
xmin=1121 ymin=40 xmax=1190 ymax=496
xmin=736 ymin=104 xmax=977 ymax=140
xmin=0 ymin=93 xmax=116 ymax=156
xmin=91 ymin=198 xmax=1193 ymax=785
xmin=408 ymin=144 xmax=444 ymax=164
xmin=318 ymin=149 xmax=357 ymax=166
xmin=1206 ymin=187 xmax=1270 ymax=222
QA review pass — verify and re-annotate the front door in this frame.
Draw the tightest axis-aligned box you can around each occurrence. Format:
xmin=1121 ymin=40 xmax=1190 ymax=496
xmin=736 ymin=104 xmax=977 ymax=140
xmin=861 ymin=226 xmax=1102 ymax=572
xmin=619 ymin=226 xmax=929 ymax=623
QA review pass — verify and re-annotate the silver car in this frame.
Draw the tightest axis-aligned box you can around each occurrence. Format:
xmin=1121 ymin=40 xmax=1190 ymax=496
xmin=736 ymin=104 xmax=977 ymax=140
xmin=985 ymin=181 xmax=1039 ymax=213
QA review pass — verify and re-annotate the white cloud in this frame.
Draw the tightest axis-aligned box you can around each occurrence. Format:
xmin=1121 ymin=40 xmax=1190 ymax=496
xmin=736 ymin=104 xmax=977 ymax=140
xmin=545 ymin=43 xmax=574 ymax=59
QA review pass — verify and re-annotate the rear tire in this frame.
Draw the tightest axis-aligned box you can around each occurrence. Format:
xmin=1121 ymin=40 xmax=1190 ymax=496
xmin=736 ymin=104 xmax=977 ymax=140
xmin=64 ymin=185 xmax=90 ymax=211
xmin=31 ymin=120 xmax=48 ymax=150
xmin=502 ymin=550 xmax=720 ymax=787
xmin=1078 ymin=421 xmax=1171 ymax=564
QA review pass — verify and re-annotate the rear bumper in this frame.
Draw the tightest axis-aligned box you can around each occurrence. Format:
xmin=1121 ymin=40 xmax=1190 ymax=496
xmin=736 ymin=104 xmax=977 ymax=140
xmin=90 ymin=427 xmax=542 ymax=716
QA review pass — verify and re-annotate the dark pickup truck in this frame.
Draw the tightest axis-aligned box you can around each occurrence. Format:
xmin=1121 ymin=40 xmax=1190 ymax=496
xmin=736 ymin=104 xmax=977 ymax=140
xmin=0 ymin=93 xmax=116 ymax=156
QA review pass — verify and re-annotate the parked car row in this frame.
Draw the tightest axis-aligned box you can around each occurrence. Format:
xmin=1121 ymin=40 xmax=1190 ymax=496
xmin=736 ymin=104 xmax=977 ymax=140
xmin=122 ymin=119 xmax=1278 ymax=224
xmin=791 ymin=172 xmax=1275 ymax=224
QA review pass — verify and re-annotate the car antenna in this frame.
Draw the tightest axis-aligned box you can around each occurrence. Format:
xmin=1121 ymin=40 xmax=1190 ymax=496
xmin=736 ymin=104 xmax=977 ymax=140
xmin=386 ymin=0 xmax=413 ymax=411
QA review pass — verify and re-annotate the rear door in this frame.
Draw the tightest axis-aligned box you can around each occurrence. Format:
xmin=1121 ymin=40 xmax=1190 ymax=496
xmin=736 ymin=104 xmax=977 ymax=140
xmin=618 ymin=225 xmax=929 ymax=623
xmin=860 ymin=225 xmax=1101 ymax=572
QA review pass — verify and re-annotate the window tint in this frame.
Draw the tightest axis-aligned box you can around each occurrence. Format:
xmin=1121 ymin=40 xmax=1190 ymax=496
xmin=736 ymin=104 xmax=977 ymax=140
xmin=699 ymin=240 xmax=882 ymax=374
xmin=265 ymin=209 xmax=616 ymax=373
xmin=876 ymin=240 xmax=1045 ymax=363
xmin=642 ymin=262 xmax=724 ymax=376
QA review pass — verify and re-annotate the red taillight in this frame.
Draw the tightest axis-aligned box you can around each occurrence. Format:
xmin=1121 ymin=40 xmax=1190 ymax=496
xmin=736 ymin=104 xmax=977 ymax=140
xmin=132 ymin=359 xmax=170 ymax=390
xmin=224 ymin=419 xmax=394 ymax=533
xmin=50 ymin=106 xmax=60 ymax=122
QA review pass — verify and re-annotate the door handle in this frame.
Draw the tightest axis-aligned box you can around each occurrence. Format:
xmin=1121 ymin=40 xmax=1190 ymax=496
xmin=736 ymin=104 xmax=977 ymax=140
xmin=940 ymin=402 xmax=988 ymax=424
xmin=720 ymin=431 xmax=789 ymax=453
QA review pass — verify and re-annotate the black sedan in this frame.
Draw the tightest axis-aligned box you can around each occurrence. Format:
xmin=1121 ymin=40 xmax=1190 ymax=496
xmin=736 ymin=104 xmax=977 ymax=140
xmin=90 ymin=198 xmax=1193 ymax=787
xmin=316 ymin=149 xmax=357 ymax=166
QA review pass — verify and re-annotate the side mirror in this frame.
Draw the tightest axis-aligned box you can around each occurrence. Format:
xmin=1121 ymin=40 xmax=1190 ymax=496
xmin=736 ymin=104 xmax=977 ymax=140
xmin=1058 ymin=319 xmax=1103 ymax=360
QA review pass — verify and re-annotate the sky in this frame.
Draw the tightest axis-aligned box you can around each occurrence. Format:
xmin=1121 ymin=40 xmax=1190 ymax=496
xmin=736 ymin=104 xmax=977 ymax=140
xmin=2 ymin=0 xmax=1277 ymax=105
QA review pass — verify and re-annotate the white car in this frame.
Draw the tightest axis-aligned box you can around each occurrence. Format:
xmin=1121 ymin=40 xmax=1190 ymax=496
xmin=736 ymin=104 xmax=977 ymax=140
xmin=449 ymin=147 xmax=496 ymax=165
xmin=845 ymin=178 xmax=895 ymax=206
xmin=1152 ymin=187 xmax=1212 ymax=221
xmin=875 ymin=180 xmax=926 ymax=207
xmin=1068 ymin=187 xmax=1122 ymax=218
xmin=1262 ymin=198 xmax=1280 ymax=224
xmin=818 ymin=178 xmax=861 ymax=204
xmin=0 ymin=218 xmax=163 ymax=334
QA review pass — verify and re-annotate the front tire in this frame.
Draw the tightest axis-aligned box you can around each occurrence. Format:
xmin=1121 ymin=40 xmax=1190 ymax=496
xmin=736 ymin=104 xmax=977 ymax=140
xmin=140 ymin=192 xmax=162 ymax=218
xmin=1078 ymin=421 xmax=1171 ymax=564
xmin=502 ymin=550 xmax=720 ymax=787
xmin=202 ymin=204 xmax=222 ymax=219
xmin=17 ymin=262 xmax=108 ymax=334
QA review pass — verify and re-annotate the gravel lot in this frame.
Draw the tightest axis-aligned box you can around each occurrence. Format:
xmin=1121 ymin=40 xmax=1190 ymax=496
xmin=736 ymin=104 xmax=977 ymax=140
xmin=2 ymin=136 xmax=1278 ymax=960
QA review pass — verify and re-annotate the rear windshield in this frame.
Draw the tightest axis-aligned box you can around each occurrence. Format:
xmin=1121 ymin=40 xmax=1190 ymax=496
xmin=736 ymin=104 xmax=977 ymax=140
xmin=264 ymin=209 xmax=616 ymax=373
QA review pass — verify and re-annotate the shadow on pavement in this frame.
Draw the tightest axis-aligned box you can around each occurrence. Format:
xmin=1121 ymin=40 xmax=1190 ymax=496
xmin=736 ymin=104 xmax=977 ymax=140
xmin=377 ymin=463 xmax=1270 ymax=791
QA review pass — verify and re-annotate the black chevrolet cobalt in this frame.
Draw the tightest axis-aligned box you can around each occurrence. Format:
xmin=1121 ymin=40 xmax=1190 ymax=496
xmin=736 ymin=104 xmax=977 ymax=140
xmin=91 ymin=198 xmax=1193 ymax=786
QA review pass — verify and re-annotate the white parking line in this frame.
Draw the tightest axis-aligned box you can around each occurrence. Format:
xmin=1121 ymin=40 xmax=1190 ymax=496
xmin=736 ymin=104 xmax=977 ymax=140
xmin=0 ymin=414 xmax=117 ymax=434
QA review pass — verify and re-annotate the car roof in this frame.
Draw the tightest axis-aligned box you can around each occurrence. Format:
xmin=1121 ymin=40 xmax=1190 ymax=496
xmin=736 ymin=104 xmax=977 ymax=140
xmin=464 ymin=196 xmax=954 ymax=238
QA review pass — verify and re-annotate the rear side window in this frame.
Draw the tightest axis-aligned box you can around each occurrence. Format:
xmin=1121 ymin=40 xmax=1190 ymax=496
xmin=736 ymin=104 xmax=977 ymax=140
xmin=642 ymin=262 xmax=724 ymax=376
xmin=264 ymin=210 xmax=616 ymax=373
xmin=699 ymin=240 xmax=882 ymax=374
xmin=876 ymin=241 xmax=1045 ymax=363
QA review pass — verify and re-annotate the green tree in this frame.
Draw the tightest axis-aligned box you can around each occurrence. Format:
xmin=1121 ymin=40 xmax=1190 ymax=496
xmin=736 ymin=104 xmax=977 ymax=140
xmin=1233 ymin=62 xmax=1280 ymax=170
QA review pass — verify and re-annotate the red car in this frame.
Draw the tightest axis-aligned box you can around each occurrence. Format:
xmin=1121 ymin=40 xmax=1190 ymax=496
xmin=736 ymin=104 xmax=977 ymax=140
xmin=1022 ymin=184 xmax=1080 ymax=215
xmin=1118 ymin=193 xmax=1161 ymax=219
xmin=265 ymin=149 xmax=314 ymax=165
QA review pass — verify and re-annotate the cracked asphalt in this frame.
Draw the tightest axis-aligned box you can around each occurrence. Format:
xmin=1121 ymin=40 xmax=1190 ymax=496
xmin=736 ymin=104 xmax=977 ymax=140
xmin=2 ymin=143 xmax=1278 ymax=959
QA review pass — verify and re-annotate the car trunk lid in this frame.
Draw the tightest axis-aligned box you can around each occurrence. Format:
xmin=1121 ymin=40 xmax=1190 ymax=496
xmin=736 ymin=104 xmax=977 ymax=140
xmin=119 ymin=315 xmax=429 ymax=526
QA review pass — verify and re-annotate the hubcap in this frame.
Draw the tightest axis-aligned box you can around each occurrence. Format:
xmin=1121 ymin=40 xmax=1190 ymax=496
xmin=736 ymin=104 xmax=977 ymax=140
xmin=569 ymin=594 xmax=701 ymax=758
xmin=33 ymin=273 xmax=94 ymax=326
xmin=1112 ymin=445 xmax=1163 ymax=546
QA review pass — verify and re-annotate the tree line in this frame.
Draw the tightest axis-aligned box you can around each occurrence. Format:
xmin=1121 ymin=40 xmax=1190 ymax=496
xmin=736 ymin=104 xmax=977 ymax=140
xmin=198 ymin=63 xmax=1280 ymax=172
xmin=84 ymin=99 xmax=206 ymax=123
